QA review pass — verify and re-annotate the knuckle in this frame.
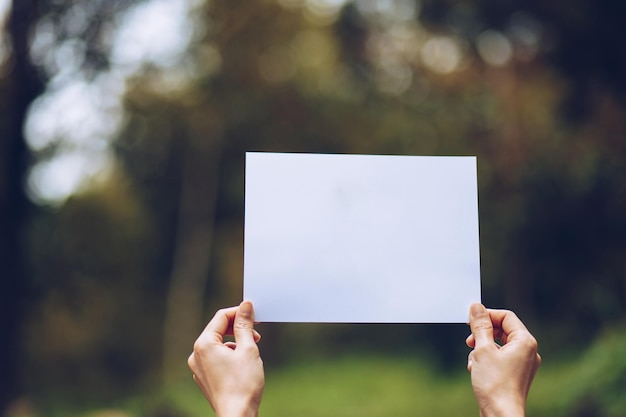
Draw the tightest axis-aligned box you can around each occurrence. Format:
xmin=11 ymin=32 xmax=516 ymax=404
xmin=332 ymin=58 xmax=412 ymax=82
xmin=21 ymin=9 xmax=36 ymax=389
xmin=507 ymin=310 xmax=522 ymax=322
xmin=472 ymin=344 xmax=489 ymax=355
xmin=472 ymin=320 xmax=492 ymax=331
xmin=193 ymin=339 xmax=208 ymax=355
xmin=523 ymin=334 xmax=539 ymax=351
xmin=516 ymin=333 xmax=538 ymax=353
xmin=473 ymin=319 xmax=490 ymax=327
xmin=240 ymin=343 xmax=259 ymax=356
xmin=235 ymin=319 xmax=252 ymax=330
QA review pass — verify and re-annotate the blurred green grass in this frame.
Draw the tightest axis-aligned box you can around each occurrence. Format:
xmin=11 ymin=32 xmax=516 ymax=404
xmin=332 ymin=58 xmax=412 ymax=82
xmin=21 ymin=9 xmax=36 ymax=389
xmin=167 ymin=324 xmax=626 ymax=417
xmin=32 ymin=324 xmax=626 ymax=417
xmin=168 ymin=354 xmax=477 ymax=417
xmin=261 ymin=355 xmax=476 ymax=417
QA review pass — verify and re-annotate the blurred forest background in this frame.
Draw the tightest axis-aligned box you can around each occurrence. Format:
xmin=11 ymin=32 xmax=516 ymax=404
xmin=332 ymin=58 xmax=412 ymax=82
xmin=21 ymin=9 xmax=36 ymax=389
xmin=1 ymin=0 xmax=626 ymax=416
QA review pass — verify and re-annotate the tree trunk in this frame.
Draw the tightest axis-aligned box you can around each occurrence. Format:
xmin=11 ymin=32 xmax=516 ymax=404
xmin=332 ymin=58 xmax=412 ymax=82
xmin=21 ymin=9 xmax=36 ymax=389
xmin=161 ymin=112 xmax=223 ymax=383
xmin=0 ymin=0 xmax=42 ymax=411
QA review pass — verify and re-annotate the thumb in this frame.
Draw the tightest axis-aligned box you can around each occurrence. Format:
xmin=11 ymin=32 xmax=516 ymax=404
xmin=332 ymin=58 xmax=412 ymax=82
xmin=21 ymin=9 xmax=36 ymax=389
xmin=469 ymin=303 xmax=494 ymax=347
xmin=233 ymin=300 xmax=256 ymax=347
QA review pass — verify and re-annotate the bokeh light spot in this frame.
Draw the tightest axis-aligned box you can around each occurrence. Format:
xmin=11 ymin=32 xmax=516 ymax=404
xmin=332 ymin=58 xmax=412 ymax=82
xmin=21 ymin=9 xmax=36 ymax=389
xmin=476 ymin=30 xmax=513 ymax=67
xmin=420 ymin=36 xmax=463 ymax=74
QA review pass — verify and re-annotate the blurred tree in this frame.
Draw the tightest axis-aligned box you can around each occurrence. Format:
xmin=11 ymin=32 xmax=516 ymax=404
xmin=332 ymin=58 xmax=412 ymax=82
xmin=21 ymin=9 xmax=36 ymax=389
xmin=117 ymin=76 xmax=225 ymax=383
xmin=3 ymin=0 xmax=626 ymax=408
xmin=1 ymin=0 xmax=145 ymax=409
xmin=114 ymin=0 xmax=626 ymax=366
xmin=0 ymin=0 xmax=42 ymax=410
xmin=24 ymin=176 xmax=161 ymax=401
xmin=409 ymin=0 xmax=626 ymax=336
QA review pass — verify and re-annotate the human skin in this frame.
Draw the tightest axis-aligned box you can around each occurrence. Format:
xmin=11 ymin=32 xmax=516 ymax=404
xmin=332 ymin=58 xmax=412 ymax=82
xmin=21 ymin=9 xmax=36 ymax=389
xmin=188 ymin=301 xmax=540 ymax=417
xmin=188 ymin=301 xmax=264 ymax=417
xmin=466 ymin=303 xmax=542 ymax=417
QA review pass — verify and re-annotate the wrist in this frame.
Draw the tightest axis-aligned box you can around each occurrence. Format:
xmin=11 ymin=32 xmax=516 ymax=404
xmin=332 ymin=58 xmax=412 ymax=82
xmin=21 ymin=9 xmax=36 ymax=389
xmin=215 ymin=396 xmax=260 ymax=417
xmin=479 ymin=396 xmax=525 ymax=417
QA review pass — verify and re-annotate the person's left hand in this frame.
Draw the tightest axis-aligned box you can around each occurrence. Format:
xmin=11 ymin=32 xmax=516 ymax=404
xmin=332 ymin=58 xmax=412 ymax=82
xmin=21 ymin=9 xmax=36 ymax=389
xmin=188 ymin=301 xmax=264 ymax=417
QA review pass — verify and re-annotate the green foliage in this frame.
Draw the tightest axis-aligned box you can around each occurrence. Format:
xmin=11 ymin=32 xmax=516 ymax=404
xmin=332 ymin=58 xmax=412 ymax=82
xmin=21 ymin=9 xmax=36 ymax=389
xmin=23 ymin=174 xmax=161 ymax=401
xmin=530 ymin=325 xmax=626 ymax=417
xmin=3 ymin=0 xmax=626 ymax=411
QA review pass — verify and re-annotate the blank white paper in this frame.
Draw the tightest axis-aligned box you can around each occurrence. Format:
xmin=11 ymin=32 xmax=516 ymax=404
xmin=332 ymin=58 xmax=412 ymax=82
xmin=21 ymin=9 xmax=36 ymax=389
xmin=243 ymin=152 xmax=481 ymax=323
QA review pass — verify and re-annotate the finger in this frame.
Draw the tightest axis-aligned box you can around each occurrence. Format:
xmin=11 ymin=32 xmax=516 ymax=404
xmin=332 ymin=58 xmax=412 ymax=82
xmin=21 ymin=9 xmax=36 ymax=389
xmin=222 ymin=332 xmax=260 ymax=349
xmin=187 ymin=352 xmax=196 ymax=371
xmin=469 ymin=303 xmax=494 ymax=347
xmin=200 ymin=306 xmax=239 ymax=344
xmin=466 ymin=333 xmax=475 ymax=348
xmin=233 ymin=300 xmax=256 ymax=348
xmin=492 ymin=326 xmax=506 ymax=344
xmin=486 ymin=309 xmax=531 ymax=344
xmin=210 ymin=322 xmax=261 ymax=341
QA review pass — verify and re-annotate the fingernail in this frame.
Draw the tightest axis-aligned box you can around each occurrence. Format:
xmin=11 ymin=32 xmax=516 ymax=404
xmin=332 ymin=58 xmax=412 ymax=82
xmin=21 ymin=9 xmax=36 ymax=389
xmin=470 ymin=303 xmax=485 ymax=319
xmin=240 ymin=300 xmax=253 ymax=317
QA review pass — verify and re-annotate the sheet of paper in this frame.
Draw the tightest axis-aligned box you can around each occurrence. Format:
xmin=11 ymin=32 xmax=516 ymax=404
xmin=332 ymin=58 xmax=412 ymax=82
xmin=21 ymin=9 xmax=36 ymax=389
xmin=243 ymin=152 xmax=481 ymax=323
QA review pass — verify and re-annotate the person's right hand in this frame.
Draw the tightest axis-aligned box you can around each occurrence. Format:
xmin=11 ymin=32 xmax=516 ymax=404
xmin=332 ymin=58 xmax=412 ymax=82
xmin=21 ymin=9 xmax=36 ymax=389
xmin=466 ymin=303 xmax=541 ymax=417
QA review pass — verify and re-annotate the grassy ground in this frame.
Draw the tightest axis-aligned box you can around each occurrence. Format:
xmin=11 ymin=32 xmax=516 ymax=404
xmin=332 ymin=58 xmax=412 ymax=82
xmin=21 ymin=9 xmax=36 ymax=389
xmin=32 ymin=323 xmax=626 ymax=417
xmin=166 ymin=324 xmax=626 ymax=417
xmin=168 ymin=353 xmax=477 ymax=417
xmin=261 ymin=355 xmax=476 ymax=417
